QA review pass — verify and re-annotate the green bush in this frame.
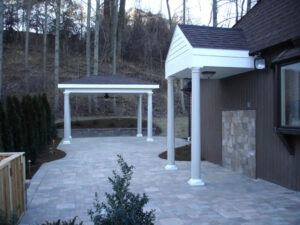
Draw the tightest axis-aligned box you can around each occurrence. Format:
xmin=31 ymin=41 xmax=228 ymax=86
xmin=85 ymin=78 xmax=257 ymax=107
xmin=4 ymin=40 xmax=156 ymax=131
xmin=88 ymin=155 xmax=155 ymax=225
xmin=6 ymin=96 xmax=23 ymax=152
xmin=0 ymin=100 xmax=14 ymax=152
xmin=0 ymin=210 xmax=18 ymax=225
xmin=0 ymin=94 xmax=54 ymax=161
xmin=40 ymin=216 xmax=83 ymax=225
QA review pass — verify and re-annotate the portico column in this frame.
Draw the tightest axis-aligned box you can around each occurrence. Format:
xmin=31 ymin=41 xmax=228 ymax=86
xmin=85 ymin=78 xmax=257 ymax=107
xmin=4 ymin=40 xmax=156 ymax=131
xmin=165 ymin=77 xmax=177 ymax=170
xmin=63 ymin=91 xmax=71 ymax=144
xmin=137 ymin=94 xmax=143 ymax=137
xmin=147 ymin=92 xmax=153 ymax=142
xmin=188 ymin=68 xmax=204 ymax=186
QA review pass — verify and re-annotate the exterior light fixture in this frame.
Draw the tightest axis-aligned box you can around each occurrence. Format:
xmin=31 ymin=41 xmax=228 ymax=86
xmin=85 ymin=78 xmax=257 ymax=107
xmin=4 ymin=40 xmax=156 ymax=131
xmin=201 ymin=71 xmax=216 ymax=79
xmin=254 ymin=53 xmax=266 ymax=69
xmin=104 ymin=93 xmax=109 ymax=101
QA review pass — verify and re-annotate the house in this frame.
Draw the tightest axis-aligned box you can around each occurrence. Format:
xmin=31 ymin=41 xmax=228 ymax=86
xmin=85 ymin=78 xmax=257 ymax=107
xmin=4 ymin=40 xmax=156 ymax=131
xmin=165 ymin=0 xmax=300 ymax=190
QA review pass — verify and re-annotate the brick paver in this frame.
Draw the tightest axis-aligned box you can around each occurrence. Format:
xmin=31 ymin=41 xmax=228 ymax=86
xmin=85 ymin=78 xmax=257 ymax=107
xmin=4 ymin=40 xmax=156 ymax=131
xmin=20 ymin=137 xmax=300 ymax=225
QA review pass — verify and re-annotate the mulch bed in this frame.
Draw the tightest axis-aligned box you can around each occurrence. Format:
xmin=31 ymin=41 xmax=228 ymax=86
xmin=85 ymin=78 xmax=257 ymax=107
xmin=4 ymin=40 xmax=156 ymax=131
xmin=159 ymin=144 xmax=205 ymax=161
xmin=27 ymin=138 xmax=66 ymax=179
xmin=56 ymin=118 xmax=162 ymax=135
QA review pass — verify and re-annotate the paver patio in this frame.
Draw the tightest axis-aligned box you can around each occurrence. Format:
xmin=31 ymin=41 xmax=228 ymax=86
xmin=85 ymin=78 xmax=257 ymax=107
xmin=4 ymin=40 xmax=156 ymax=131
xmin=20 ymin=137 xmax=300 ymax=225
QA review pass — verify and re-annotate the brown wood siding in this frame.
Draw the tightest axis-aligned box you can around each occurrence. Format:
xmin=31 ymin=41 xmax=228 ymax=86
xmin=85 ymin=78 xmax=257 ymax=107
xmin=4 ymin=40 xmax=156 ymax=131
xmin=201 ymin=56 xmax=300 ymax=190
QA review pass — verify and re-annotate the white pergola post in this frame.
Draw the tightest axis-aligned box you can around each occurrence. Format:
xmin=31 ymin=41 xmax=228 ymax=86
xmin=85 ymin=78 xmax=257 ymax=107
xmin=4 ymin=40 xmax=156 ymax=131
xmin=165 ymin=77 xmax=177 ymax=170
xmin=147 ymin=92 xmax=153 ymax=142
xmin=137 ymin=94 xmax=143 ymax=137
xmin=63 ymin=91 xmax=71 ymax=144
xmin=188 ymin=68 xmax=204 ymax=186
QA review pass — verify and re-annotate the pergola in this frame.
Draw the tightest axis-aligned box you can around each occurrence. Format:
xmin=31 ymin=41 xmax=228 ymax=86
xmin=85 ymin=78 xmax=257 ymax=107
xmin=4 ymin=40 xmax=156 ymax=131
xmin=165 ymin=24 xmax=255 ymax=186
xmin=58 ymin=74 xmax=159 ymax=144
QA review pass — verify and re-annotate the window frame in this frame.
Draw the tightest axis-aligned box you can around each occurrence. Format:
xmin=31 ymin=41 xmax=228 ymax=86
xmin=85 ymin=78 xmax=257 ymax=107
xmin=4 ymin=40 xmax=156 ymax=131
xmin=275 ymin=58 xmax=300 ymax=135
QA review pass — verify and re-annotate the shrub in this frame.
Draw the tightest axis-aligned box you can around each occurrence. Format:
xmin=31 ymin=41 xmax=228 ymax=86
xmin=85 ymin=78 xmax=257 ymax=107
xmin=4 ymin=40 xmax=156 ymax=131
xmin=88 ymin=155 xmax=155 ymax=225
xmin=6 ymin=96 xmax=23 ymax=152
xmin=0 ymin=100 xmax=14 ymax=152
xmin=40 ymin=216 xmax=83 ymax=225
xmin=0 ymin=210 xmax=18 ymax=225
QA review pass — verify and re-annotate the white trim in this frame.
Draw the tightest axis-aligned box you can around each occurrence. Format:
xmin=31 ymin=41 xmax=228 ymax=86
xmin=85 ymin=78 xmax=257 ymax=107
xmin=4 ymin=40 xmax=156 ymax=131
xmin=58 ymin=84 xmax=159 ymax=89
xmin=165 ymin=25 xmax=255 ymax=78
xmin=62 ymin=88 xmax=155 ymax=94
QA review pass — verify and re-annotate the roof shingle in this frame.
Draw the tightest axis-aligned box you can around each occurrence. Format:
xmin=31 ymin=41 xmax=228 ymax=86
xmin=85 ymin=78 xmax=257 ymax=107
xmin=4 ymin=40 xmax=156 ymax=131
xmin=234 ymin=0 xmax=300 ymax=54
xmin=61 ymin=74 xmax=156 ymax=85
xmin=178 ymin=24 xmax=249 ymax=50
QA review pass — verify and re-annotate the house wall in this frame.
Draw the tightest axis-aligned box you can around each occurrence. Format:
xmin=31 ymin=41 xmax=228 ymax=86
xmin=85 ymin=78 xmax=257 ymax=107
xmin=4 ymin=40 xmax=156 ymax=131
xmin=200 ymin=47 xmax=300 ymax=191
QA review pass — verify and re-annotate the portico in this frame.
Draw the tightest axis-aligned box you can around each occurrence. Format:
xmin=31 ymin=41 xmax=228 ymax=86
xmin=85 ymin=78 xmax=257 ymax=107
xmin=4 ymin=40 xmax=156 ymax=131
xmin=165 ymin=24 xmax=255 ymax=185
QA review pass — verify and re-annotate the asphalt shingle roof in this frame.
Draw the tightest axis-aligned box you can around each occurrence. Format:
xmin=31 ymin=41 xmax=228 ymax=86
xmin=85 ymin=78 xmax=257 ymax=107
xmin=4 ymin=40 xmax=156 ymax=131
xmin=234 ymin=0 xmax=300 ymax=54
xmin=61 ymin=74 xmax=156 ymax=85
xmin=178 ymin=24 xmax=249 ymax=50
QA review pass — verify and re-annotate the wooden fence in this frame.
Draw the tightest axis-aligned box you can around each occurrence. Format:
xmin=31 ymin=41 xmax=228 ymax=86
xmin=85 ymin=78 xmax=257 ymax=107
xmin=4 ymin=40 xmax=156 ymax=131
xmin=0 ymin=152 xmax=26 ymax=221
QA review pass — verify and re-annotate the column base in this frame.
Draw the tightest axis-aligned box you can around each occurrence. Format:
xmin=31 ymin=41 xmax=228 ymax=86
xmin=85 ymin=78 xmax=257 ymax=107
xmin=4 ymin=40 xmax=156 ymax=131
xmin=63 ymin=139 xmax=71 ymax=145
xmin=165 ymin=164 xmax=178 ymax=170
xmin=136 ymin=134 xmax=143 ymax=137
xmin=188 ymin=178 xmax=205 ymax=186
xmin=147 ymin=137 xmax=154 ymax=142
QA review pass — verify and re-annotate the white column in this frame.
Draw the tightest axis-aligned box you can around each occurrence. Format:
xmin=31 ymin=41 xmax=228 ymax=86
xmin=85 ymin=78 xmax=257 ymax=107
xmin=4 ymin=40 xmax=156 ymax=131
xmin=188 ymin=68 xmax=204 ymax=186
xmin=165 ymin=77 xmax=177 ymax=170
xmin=69 ymin=96 xmax=72 ymax=139
xmin=63 ymin=91 xmax=71 ymax=144
xmin=137 ymin=94 xmax=143 ymax=137
xmin=147 ymin=91 xmax=153 ymax=142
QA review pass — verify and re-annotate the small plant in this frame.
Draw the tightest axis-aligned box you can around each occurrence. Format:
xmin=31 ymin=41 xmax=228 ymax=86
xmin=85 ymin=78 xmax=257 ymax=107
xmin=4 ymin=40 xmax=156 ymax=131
xmin=40 ymin=216 xmax=83 ymax=225
xmin=88 ymin=155 xmax=155 ymax=225
xmin=0 ymin=210 xmax=18 ymax=225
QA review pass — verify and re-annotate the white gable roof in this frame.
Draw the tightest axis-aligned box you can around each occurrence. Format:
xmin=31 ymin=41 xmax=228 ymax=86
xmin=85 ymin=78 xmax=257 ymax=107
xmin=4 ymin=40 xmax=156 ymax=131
xmin=165 ymin=24 xmax=255 ymax=79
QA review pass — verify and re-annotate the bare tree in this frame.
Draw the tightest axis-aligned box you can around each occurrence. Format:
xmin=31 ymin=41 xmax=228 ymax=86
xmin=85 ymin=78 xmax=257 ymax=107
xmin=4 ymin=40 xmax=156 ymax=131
xmin=43 ymin=0 xmax=48 ymax=91
xmin=86 ymin=0 xmax=91 ymax=113
xmin=54 ymin=0 xmax=61 ymax=112
xmin=93 ymin=0 xmax=100 ymax=112
xmin=235 ymin=0 xmax=239 ymax=22
xmin=166 ymin=0 xmax=172 ymax=29
xmin=247 ymin=0 xmax=251 ymax=12
xmin=183 ymin=0 xmax=186 ymax=24
xmin=25 ymin=0 xmax=32 ymax=92
xmin=213 ymin=0 xmax=217 ymax=27
xmin=94 ymin=0 xmax=100 ymax=76
xmin=0 ymin=0 xmax=3 ymax=98
xmin=117 ymin=0 xmax=126 ymax=59
xmin=112 ymin=0 xmax=118 ymax=75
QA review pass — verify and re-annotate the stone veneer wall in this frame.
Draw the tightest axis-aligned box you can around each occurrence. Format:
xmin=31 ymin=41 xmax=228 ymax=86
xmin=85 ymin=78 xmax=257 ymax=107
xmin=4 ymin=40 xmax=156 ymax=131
xmin=222 ymin=110 xmax=256 ymax=178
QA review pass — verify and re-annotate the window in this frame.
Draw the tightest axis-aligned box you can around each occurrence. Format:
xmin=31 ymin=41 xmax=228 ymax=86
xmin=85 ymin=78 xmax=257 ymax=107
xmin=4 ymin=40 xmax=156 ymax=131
xmin=280 ymin=62 xmax=300 ymax=128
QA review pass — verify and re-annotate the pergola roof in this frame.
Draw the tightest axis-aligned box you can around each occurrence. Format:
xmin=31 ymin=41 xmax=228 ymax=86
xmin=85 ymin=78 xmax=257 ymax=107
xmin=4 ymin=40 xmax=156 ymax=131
xmin=58 ymin=74 xmax=159 ymax=89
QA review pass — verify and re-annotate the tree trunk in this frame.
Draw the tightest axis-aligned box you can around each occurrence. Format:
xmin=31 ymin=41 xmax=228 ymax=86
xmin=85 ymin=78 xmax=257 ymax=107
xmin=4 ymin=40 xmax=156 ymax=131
xmin=166 ymin=0 xmax=172 ymax=29
xmin=43 ymin=0 xmax=48 ymax=92
xmin=93 ymin=0 xmax=101 ymax=113
xmin=247 ymin=0 xmax=251 ymax=12
xmin=0 ymin=0 xmax=3 ymax=98
xmin=112 ymin=0 xmax=118 ymax=75
xmin=25 ymin=0 xmax=31 ymax=92
xmin=54 ymin=0 xmax=60 ymax=113
xmin=180 ymin=0 xmax=186 ymax=112
xmin=235 ymin=0 xmax=239 ymax=22
xmin=112 ymin=0 xmax=119 ymax=112
xmin=104 ymin=0 xmax=111 ymax=21
xmin=183 ymin=0 xmax=186 ymax=24
xmin=213 ymin=0 xmax=217 ymax=27
xmin=94 ymin=0 xmax=100 ymax=76
xmin=117 ymin=0 xmax=126 ymax=59
xmin=87 ymin=0 xmax=92 ymax=113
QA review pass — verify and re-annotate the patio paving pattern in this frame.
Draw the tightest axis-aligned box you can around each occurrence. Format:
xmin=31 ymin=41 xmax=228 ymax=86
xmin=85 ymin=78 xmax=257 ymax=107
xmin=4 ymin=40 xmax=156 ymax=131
xmin=20 ymin=137 xmax=300 ymax=225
